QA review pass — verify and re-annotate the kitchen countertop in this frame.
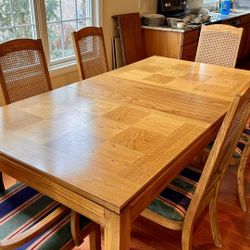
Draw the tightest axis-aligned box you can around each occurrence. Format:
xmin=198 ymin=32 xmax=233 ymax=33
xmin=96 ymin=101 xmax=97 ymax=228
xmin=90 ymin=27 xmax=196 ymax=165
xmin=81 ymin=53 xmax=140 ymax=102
xmin=142 ymin=8 xmax=250 ymax=33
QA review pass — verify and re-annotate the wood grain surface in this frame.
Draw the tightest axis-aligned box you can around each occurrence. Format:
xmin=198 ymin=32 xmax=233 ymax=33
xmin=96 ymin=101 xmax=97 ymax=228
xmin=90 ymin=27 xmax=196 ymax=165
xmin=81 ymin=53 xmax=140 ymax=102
xmin=0 ymin=56 xmax=249 ymax=249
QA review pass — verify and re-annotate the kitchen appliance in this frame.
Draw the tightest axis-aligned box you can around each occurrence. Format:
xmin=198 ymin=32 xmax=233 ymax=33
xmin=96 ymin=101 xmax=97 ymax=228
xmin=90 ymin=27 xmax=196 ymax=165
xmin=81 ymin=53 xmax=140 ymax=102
xmin=187 ymin=0 xmax=203 ymax=14
xmin=157 ymin=0 xmax=187 ymax=16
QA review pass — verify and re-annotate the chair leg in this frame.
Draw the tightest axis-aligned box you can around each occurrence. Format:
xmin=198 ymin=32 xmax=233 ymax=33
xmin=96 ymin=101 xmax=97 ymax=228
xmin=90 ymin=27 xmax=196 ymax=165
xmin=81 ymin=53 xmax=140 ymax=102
xmin=0 ymin=172 xmax=5 ymax=193
xmin=237 ymin=153 xmax=248 ymax=212
xmin=181 ymin=222 xmax=194 ymax=250
xmin=70 ymin=211 xmax=83 ymax=246
xmin=89 ymin=223 xmax=102 ymax=250
xmin=209 ymin=198 xmax=222 ymax=248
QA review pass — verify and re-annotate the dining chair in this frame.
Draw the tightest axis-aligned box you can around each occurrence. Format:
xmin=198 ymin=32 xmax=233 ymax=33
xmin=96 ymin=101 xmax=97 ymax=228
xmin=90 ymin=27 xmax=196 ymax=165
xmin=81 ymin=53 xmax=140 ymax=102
xmin=195 ymin=24 xmax=249 ymax=212
xmin=141 ymin=88 xmax=250 ymax=250
xmin=0 ymin=180 xmax=101 ymax=249
xmin=204 ymin=127 xmax=250 ymax=212
xmin=0 ymin=38 xmax=101 ymax=249
xmin=195 ymin=24 xmax=243 ymax=68
xmin=72 ymin=26 xmax=108 ymax=79
xmin=232 ymin=128 xmax=250 ymax=212
xmin=0 ymin=38 xmax=52 ymax=104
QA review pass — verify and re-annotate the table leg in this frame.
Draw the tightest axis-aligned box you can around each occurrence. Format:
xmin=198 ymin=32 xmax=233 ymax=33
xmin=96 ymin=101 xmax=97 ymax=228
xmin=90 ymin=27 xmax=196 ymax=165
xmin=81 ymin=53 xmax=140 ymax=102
xmin=104 ymin=209 xmax=131 ymax=250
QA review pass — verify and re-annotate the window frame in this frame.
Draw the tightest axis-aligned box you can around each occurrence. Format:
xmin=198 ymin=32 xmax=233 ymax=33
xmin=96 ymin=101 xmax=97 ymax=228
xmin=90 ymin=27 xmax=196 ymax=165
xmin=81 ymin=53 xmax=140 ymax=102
xmin=1 ymin=0 xmax=100 ymax=68
xmin=37 ymin=0 xmax=100 ymax=66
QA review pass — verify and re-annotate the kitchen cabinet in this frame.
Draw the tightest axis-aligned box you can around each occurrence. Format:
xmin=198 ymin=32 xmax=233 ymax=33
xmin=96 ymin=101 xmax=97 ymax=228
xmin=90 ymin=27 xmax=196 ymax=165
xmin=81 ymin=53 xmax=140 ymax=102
xmin=220 ymin=14 xmax=250 ymax=60
xmin=142 ymin=28 xmax=182 ymax=59
xmin=142 ymin=28 xmax=200 ymax=61
xmin=142 ymin=12 xmax=250 ymax=63
xmin=239 ymin=14 xmax=250 ymax=59
xmin=181 ymin=29 xmax=200 ymax=61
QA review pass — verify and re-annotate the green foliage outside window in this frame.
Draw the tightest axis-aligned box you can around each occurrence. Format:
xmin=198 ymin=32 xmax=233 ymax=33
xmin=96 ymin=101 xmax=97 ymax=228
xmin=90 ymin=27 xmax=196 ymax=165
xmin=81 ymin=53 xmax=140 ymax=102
xmin=0 ymin=0 xmax=91 ymax=62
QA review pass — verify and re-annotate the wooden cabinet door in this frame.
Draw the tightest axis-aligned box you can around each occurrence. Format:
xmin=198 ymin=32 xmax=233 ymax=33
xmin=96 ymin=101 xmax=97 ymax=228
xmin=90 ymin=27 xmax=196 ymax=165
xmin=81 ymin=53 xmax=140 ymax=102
xmin=182 ymin=42 xmax=199 ymax=61
xmin=142 ymin=28 xmax=182 ymax=59
xmin=245 ymin=24 xmax=250 ymax=57
xmin=181 ymin=29 xmax=200 ymax=61
xmin=239 ymin=14 xmax=250 ymax=59
xmin=238 ymin=24 xmax=248 ymax=60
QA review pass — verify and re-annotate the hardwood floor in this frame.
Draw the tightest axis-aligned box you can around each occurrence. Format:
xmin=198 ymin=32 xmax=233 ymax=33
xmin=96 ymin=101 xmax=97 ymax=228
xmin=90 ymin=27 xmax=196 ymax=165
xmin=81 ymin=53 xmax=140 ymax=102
xmin=3 ymin=163 xmax=250 ymax=249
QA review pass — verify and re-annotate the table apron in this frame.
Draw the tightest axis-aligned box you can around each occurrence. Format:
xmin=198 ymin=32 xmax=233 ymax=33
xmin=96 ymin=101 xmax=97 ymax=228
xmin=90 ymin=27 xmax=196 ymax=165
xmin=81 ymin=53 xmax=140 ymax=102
xmin=0 ymin=156 xmax=106 ymax=225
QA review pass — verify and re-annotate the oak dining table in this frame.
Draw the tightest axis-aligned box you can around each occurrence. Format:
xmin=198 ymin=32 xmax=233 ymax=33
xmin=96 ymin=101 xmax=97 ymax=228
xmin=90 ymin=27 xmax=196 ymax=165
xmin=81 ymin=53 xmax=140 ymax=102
xmin=0 ymin=56 xmax=249 ymax=249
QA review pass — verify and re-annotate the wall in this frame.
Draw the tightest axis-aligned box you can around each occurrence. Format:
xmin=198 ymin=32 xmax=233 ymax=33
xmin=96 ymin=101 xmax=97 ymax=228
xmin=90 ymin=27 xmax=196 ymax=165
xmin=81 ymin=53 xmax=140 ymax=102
xmin=238 ymin=0 xmax=250 ymax=8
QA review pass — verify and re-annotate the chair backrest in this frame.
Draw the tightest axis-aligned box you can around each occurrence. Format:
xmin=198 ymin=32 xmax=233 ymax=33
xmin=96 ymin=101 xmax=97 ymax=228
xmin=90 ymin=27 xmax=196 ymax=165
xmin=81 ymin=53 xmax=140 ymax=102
xmin=195 ymin=24 xmax=243 ymax=68
xmin=113 ymin=13 xmax=146 ymax=65
xmin=186 ymin=87 xmax=250 ymax=224
xmin=72 ymin=26 xmax=108 ymax=80
xmin=0 ymin=39 xmax=52 ymax=104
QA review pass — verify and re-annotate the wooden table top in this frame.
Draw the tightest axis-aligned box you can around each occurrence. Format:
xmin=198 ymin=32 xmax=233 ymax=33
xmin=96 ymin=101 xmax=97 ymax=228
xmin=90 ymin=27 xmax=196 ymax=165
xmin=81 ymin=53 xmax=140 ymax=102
xmin=0 ymin=56 xmax=249 ymax=213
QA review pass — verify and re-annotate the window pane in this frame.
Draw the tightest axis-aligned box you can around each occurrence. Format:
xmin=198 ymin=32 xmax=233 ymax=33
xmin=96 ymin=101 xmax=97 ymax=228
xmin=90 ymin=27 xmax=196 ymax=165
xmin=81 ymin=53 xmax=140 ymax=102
xmin=0 ymin=0 xmax=36 ymax=43
xmin=15 ymin=26 xmax=35 ymax=39
xmin=77 ymin=0 xmax=92 ymax=23
xmin=47 ymin=22 xmax=63 ymax=60
xmin=12 ymin=0 xmax=32 ymax=25
xmin=0 ymin=28 xmax=14 ymax=42
xmin=46 ymin=0 xmax=93 ymax=62
xmin=0 ymin=1 xmax=12 ymax=27
xmin=61 ymin=0 xmax=76 ymax=20
xmin=62 ymin=21 xmax=76 ymax=57
xmin=46 ymin=0 xmax=61 ymax=22
xmin=78 ymin=20 xmax=86 ymax=28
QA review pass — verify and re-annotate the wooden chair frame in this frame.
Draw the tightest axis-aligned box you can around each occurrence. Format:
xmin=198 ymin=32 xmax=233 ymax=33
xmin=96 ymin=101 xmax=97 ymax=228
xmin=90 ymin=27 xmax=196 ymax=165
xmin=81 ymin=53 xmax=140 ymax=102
xmin=0 ymin=172 xmax=5 ymax=193
xmin=0 ymin=178 xmax=101 ymax=249
xmin=201 ymin=128 xmax=250 ymax=213
xmin=232 ymin=139 xmax=250 ymax=212
xmin=0 ymin=38 xmax=101 ymax=247
xmin=195 ymin=24 xmax=243 ymax=68
xmin=0 ymin=38 xmax=52 ymax=104
xmin=72 ymin=26 xmax=108 ymax=80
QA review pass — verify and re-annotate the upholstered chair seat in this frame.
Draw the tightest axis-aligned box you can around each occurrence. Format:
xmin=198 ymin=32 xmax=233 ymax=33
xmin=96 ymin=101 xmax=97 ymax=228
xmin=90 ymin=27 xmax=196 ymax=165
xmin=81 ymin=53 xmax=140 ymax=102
xmin=147 ymin=165 xmax=201 ymax=224
xmin=0 ymin=182 xmax=101 ymax=249
xmin=0 ymin=183 xmax=101 ymax=249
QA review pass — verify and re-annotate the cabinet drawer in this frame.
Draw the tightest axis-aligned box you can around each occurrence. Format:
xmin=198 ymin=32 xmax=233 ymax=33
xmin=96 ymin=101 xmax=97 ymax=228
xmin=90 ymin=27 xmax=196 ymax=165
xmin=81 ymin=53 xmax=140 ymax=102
xmin=183 ymin=29 xmax=200 ymax=45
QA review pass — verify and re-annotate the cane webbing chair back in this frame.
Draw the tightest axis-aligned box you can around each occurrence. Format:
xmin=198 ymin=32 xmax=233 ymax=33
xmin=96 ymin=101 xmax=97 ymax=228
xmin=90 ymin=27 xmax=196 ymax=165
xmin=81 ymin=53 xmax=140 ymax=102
xmin=142 ymin=87 xmax=250 ymax=250
xmin=195 ymin=24 xmax=243 ymax=68
xmin=0 ymin=39 xmax=52 ymax=104
xmin=72 ymin=26 xmax=108 ymax=79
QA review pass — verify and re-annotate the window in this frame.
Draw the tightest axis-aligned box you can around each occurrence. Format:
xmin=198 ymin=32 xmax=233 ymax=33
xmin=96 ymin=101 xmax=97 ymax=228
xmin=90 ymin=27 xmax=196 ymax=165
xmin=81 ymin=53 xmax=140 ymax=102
xmin=0 ymin=0 xmax=98 ymax=65
xmin=0 ymin=0 xmax=37 ymax=41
